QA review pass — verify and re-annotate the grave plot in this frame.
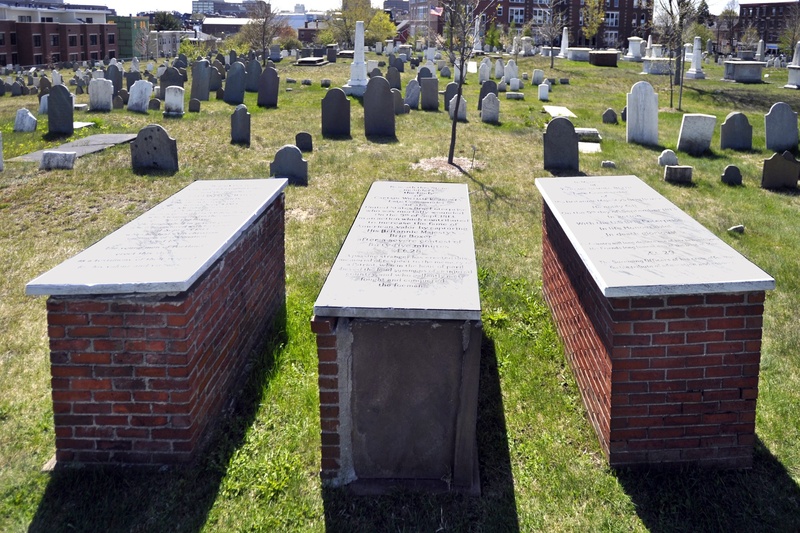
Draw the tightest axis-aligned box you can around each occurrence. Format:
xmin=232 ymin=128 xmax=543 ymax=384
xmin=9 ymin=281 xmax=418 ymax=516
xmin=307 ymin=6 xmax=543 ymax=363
xmin=537 ymin=175 xmax=774 ymax=468
xmin=311 ymin=181 xmax=481 ymax=494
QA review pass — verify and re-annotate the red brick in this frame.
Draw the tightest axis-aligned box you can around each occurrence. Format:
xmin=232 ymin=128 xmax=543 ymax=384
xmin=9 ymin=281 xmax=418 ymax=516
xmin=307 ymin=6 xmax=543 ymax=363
xmin=655 ymin=308 xmax=685 ymax=319
xmin=48 ymin=325 xmax=66 ymax=338
xmin=50 ymin=339 xmax=92 ymax=351
xmin=707 ymin=318 xmax=745 ymax=330
xmin=747 ymin=292 xmax=765 ymax=304
xmin=48 ymin=313 xmax=89 ymax=326
xmin=125 ymin=340 xmax=167 ymax=352
xmin=707 ymin=294 xmax=745 ymax=305
xmin=94 ymin=391 xmax=131 ymax=402
xmin=633 ymin=322 xmax=666 ymax=334
xmin=318 ymin=363 xmax=338 ymax=376
xmin=70 ymin=326 xmax=110 ymax=337
xmin=317 ymin=348 xmax=337 ymax=362
xmin=92 ymin=339 xmax=123 ymax=351
xmin=321 ymin=432 xmax=340 ymax=446
xmin=311 ymin=316 xmax=337 ymax=334
xmin=110 ymin=302 xmax=144 ymax=313
xmin=71 ymin=378 xmax=113 ymax=391
xmin=726 ymin=305 xmax=764 ymax=317
xmin=52 ymin=390 xmax=92 ymax=402
xmin=706 ymin=342 xmax=744 ymax=355
xmin=687 ymin=307 xmax=724 ymax=318
xmin=667 ymin=295 xmax=705 ymax=306
xmin=51 ymin=365 xmax=92 ymax=378
xmin=130 ymin=416 xmax=169 ymax=427
xmin=652 ymin=333 xmax=686 ymax=345
xmin=91 ymin=314 xmax=124 ymax=326
xmin=320 ymin=405 xmax=339 ymax=418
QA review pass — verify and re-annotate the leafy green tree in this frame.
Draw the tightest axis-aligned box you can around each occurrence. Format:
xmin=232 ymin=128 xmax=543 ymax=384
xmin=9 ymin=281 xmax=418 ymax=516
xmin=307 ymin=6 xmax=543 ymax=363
xmin=365 ymin=11 xmax=397 ymax=46
xmin=779 ymin=4 xmax=800 ymax=57
xmin=327 ymin=0 xmax=375 ymax=48
xmin=153 ymin=11 xmax=181 ymax=31
xmin=683 ymin=21 xmax=713 ymax=50
xmin=581 ymin=0 xmax=605 ymax=48
xmin=696 ymin=0 xmax=710 ymax=25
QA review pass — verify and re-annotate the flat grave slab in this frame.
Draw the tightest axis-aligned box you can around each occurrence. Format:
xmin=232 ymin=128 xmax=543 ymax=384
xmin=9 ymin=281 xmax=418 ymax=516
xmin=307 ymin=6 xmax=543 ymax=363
xmin=535 ymin=175 xmax=775 ymax=297
xmin=578 ymin=142 xmax=602 ymax=153
xmin=543 ymin=105 xmax=577 ymax=118
xmin=10 ymin=133 xmax=136 ymax=163
xmin=27 ymin=178 xmax=288 ymax=296
xmin=296 ymin=57 xmax=328 ymax=66
xmin=314 ymin=181 xmax=480 ymax=320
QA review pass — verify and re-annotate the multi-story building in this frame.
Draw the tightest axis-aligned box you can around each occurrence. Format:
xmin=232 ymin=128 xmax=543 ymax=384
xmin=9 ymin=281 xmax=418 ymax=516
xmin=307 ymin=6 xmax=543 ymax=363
xmin=737 ymin=0 xmax=795 ymax=52
xmin=0 ymin=1 xmax=117 ymax=66
xmin=109 ymin=16 xmax=149 ymax=59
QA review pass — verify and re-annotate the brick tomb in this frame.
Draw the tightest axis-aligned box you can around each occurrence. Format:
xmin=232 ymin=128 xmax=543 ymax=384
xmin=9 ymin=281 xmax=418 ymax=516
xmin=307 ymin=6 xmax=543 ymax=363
xmin=311 ymin=181 xmax=482 ymax=494
xmin=537 ymin=175 xmax=774 ymax=468
xmin=26 ymin=179 xmax=288 ymax=466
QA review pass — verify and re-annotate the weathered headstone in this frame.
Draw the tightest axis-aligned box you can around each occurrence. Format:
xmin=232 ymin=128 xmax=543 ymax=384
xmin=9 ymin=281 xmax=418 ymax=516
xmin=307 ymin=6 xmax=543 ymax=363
xmin=163 ymin=86 xmax=185 ymax=118
xmin=543 ymin=117 xmax=579 ymax=173
xmin=106 ymin=63 xmax=123 ymax=97
xmin=538 ymin=83 xmax=549 ymax=101
xmin=481 ymin=93 xmax=500 ymax=124
xmin=444 ymin=82 xmax=458 ymax=112
xmin=40 ymin=151 xmax=77 ymax=170
xmin=38 ymin=94 xmax=49 ymax=115
xmin=131 ymin=124 xmax=178 ymax=172
xmin=245 ymin=59 xmax=262 ymax=92
xmin=762 ymin=151 xmax=800 ymax=189
xmin=257 ymin=67 xmax=279 ymax=108
xmin=420 ymin=77 xmax=439 ymax=111
xmin=230 ymin=104 xmax=250 ymax=145
xmin=270 ymin=145 xmax=308 ymax=185
xmin=296 ymin=132 xmax=313 ymax=152
xmin=658 ymin=149 xmax=679 ymax=166
xmin=209 ymin=66 xmax=223 ymax=92
xmin=118 ymin=88 xmax=129 ymax=105
xmin=626 ymin=81 xmax=658 ymax=146
xmin=48 ymin=84 xmax=73 ymax=136
xmin=113 ymin=95 xmax=124 ymax=109
xmin=148 ymin=98 xmax=161 ymax=111
xmin=478 ymin=62 xmax=490 ymax=84
xmin=159 ymin=67 xmax=183 ymax=100
xmin=392 ymin=88 xmax=409 ymax=115
xmin=128 ymin=79 xmax=153 ymax=113
xmin=503 ymin=59 xmax=518 ymax=84
xmin=190 ymin=59 xmax=211 ymax=101
xmin=321 ymin=88 xmax=350 ymax=138
xmin=602 ymin=108 xmax=618 ymax=124
xmin=223 ymin=62 xmax=246 ymax=105
xmin=664 ymin=165 xmax=693 ymax=184
xmin=677 ymin=114 xmax=716 ymax=155
xmin=14 ymin=108 xmax=37 ymax=132
xmin=721 ymin=165 xmax=743 ymax=185
xmin=478 ymin=80 xmax=498 ymax=110
xmin=89 ymin=78 xmax=113 ymax=112
xmin=188 ymin=98 xmax=201 ymax=112
xmin=532 ymin=69 xmax=545 ymax=85
xmin=765 ymin=102 xmax=798 ymax=152
xmin=449 ymin=94 xmax=467 ymax=121
xmin=363 ymin=76 xmax=395 ymax=138
xmin=440 ymin=66 xmax=451 ymax=78
xmin=404 ymin=79 xmax=420 ymax=109
xmin=386 ymin=66 xmax=401 ymax=90
xmin=494 ymin=59 xmax=504 ymax=80
xmin=720 ymin=112 xmax=752 ymax=151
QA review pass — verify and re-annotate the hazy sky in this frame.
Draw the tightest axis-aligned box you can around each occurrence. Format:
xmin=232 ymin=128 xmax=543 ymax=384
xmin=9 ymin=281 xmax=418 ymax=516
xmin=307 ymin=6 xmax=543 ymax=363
xmin=84 ymin=0 xmax=731 ymax=18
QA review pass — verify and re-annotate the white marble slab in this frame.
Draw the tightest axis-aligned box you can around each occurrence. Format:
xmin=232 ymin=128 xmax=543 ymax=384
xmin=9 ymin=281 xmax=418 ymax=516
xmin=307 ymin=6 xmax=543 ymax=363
xmin=536 ymin=175 xmax=775 ymax=297
xmin=578 ymin=142 xmax=602 ymax=153
xmin=26 ymin=179 xmax=288 ymax=296
xmin=543 ymin=105 xmax=577 ymax=118
xmin=314 ymin=181 xmax=480 ymax=320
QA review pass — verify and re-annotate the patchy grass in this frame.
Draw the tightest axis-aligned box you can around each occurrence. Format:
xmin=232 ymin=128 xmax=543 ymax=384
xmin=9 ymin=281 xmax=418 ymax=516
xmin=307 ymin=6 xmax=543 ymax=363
xmin=0 ymin=54 xmax=799 ymax=532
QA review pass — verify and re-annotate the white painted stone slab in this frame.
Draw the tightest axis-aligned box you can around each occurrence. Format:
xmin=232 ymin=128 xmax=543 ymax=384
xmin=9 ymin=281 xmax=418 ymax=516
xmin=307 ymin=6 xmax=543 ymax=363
xmin=536 ymin=175 xmax=775 ymax=297
xmin=543 ymin=105 xmax=577 ymax=118
xmin=578 ymin=142 xmax=602 ymax=153
xmin=314 ymin=181 xmax=480 ymax=320
xmin=26 ymin=179 xmax=288 ymax=296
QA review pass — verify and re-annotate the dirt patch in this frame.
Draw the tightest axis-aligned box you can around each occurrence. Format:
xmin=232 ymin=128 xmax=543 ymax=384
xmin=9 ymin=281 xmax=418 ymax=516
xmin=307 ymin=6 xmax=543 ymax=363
xmin=411 ymin=157 xmax=485 ymax=178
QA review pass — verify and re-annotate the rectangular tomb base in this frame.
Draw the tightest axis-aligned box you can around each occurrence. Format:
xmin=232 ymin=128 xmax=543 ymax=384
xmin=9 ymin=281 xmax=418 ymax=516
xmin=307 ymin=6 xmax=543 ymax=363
xmin=537 ymin=176 xmax=773 ymax=469
xmin=312 ymin=316 xmax=482 ymax=494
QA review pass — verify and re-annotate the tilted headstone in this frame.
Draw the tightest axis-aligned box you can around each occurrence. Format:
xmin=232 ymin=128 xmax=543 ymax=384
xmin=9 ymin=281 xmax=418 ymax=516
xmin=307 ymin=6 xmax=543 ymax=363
xmin=677 ymin=114 xmax=716 ymax=155
xmin=510 ymin=78 xmax=522 ymax=91
xmin=13 ymin=108 xmax=37 ymax=132
xmin=602 ymin=108 xmax=618 ymax=124
xmin=765 ymin=102 xmax=798 ymax=152
xmin=159 ymin=67 xmax=183 ymax=100
xmin=89 ymin=78 xmax=113 ymax=112
xmin=163 ymin=86 xmax=185 ymax=117
xmin=543 ymin=117 xmax=579 ymax=173
xmin=449 ymin=94 xmax=467 ymax=121
xmin=363 ymin=76 xmax=395 ymax=138
xmin=223 ymin=61 xmax=246 ymax=105
xmin=48 ymin=84 xmax=73 ymax=136
xmin=761 ymin=151 xmax=800 ymax=189
xmin=658 ymin=149 xmax=679 ymax=166
xmin=481 ymin=93 xmax=500 ymax=124
xmin=130 ymin=124 xmax=178 ymax=172
xmin=128 ymin=79 xmax=153 ymax=113
xmin=11 ymin=81 xmax=22 ymax=96
xmin=257 ymin=67 xmax=279 ymax=108
xmin=721 ymin=165 xmax=743 ymax=185
xmin=444 ymin=82 xmax=458 ymax=112
xmin=532 ymin=69 xmax=545 ymax=85
xmin=720 ymin=112 xmax=752 ymax=151
xmin=621 ymin=106 xmax=627 ymax=122
xmin=270 ymin=144 xmax=308 ymax=186
xmin=321 ymin=88 xmax=350 ymax=138
xmin=245 ymin=59 xmax=261 ymax=92
xmin=296 ymin=132 xmax=313 ymax=152
xmin=420 ymin=77 xmax=439 ymax=111
xmin=230 ymin=104 xmax=250 ymax=145
xmin=626 ymin=81 xmax=658 ymax=146
xmin=478 ymin=80 xmax=498 ymax=110
xmin=40 ymin=151 xmax=77 ymax=170
xmin=404 ymin=79 xmax=420 ymax=109
xmin=190 ymin=59 xmax=211 ymax=101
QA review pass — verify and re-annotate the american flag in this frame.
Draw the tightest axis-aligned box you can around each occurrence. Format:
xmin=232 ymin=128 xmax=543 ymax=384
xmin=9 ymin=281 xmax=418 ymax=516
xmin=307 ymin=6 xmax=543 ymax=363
xmin=430 ymin=5 xmax=444 ymax=16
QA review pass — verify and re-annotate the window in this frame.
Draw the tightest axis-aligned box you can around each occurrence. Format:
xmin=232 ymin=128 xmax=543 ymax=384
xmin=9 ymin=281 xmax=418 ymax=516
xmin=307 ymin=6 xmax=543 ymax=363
xmin=0 ymin=55 xmax=6 ymax=66
xmin=614 ymin=0 xmax=618 ymax=7
xmin=605 ymin=11 xmax=619 ymax=27
xmin=51 ymin=53 xmax=59 ymax=62
xmin=496 ymin=6 xmax=502 ymax=16
xmin=90 ymin=34 xmax=98 ymax=45
xmin=90 ymin=51 xmax=98 ymax=60
xmin=0 ymin=33 xmax=4 ymax=46
xmin=509 ymin=7 xmax=525 ymax=24
xmin=86 ymin=18 xmax=93 ymax=23
xmin=17 ymin=16 xmax=31 ymax=22
xmin=510 ymin=0 xmax=524 ymax=4
xmin=11 ymin=53 xmax=17 ymax=64
xmin=50 ymin=34 xmax=58 ymax=46
xmin=640 ymin=14 xmax=646 ymax=25
xmin=632 ymin=16 xmax=637 ymax=26
xmin=42 ymin=17 xmax=53 ymax=22
xmin=108 ymin=33 xmax=115 ymax=44
xmin=633 ymin=0 xmax=638 ymax=7
xmin=69 ymin=53 xmax=78 ymax=61
xmin=80 ymin=34 xmax=84 ymax=46
xmin=109 ymin=51 xmax=115 ymax=58
xmin=69 ymin=35 xmax=77 ymax=46
xmin=34 ymin=54 xmax=42 ymax=64
xmin=579 ymin=12 xmax=584 ymax=25
xmin=33 ymin=34 xmax=41 ymax=47
xmin=532 ymin=8 xmax=547 ymax=24
xmin=604 ymin=31 xmax=618 ymax=46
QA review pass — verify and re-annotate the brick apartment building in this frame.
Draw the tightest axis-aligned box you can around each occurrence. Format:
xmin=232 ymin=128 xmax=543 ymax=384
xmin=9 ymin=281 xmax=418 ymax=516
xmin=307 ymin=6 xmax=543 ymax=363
xmin=737 ymin=0 xmax=797 ymax=52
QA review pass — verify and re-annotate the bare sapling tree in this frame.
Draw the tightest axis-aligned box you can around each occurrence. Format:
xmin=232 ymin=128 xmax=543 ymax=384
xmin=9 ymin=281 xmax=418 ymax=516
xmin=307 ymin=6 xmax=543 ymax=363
xmin=534 ymin=0 xmax=568 ymax=69
xmin=442 ymin=0 xmax=495 ymax=165
xmin=655 ymin=0 xmax=694 ymax=108
xmin=241 ymin=0 xmax=289 ymax=66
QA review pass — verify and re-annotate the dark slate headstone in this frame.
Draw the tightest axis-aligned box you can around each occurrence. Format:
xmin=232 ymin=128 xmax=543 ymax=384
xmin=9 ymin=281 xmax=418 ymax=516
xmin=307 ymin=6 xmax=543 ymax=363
xmin=391 ymin=88 xmax=408 ymax=115
xmin=543 ymin=117 xmax=579 ymax=173
xmin=444 ymin=82 xmax=458 ymax=112
xmin=213 ymin=59 xmax=226 ymax=79
xmin=602 ymin=108 xmax=618 ymax=124
xmin=188 ymin=98 xmax=201 ymax=112
xmin=369 ymin=67 xmax=382 ymax=78
xmin=229 ymin=50 xmax=238 ymax=64
xmin=386 ymin=66 xmax=401 ymax=90
xmin=131 ymin=124 xmax=178 ymax=172
xmin=113 ymin=95 xmax=124 ymax=109
xmin=417 ymin=66 xmax=433 ymax=81
xmin=39 ymin=77 xmax=51 ymax=93
xmin=270 ymin=144 xmax=308 ymax=186
xmin=621 ymin=106 xmax=627 ymax=122
xmin=321 ymin=88 xmax=350 ymax=138
xmin=223 ymin=61 xmax=246 ymax=105
xmin=48 ymin=84 xmax=73 ymax=136
xmin=721 ymin=165 xmax=743 ymax=185
xmin=245 ymin=59 xmax=262 ymax=92
xmin=392 ymin=57 xmax=404 ymax=73
xmin=720 ymin=111 xmax=752 ymax=151
xmin=257 ymin=67 xmax=279 ymax=108
xmin=209 ymin=66 xmax=223 ymax=92
xmin=477 ymin=80 xmax=498 ymax=111
xmin=231 ymin=104 xmax=250 ymax=145
xmin=420 ymin=77 xmax=439 ymax=111
xmin=159 ymin=67 xmax=183 ymax=100
xmin=106 ymin=63 xmax=122 ymax=97
xmin=11 ymin=81 xmax=22 ymax=96
xmin=363 ymin=76 xmax=395 ymax=138
xmin=148 ymin=98 xmax=161 ymax=110
xmin=326 ymin=48 xmax=337 ymax=63
xmin=761 ymin=151 xmax=800 ymax=189
xmin=296 ymin=131 xmax=313 ymax=152
xmin=216 ymin=87 xmax=225 ymax=100
xmin=190 ymin=59 xmax=211 ymax=101
xmin=118 ymin=88 xmax=129 ymax=105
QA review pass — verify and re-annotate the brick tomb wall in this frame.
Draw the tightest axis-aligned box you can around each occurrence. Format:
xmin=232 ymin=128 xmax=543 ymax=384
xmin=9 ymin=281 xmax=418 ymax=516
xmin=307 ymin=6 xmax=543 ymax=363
xmin=45 ymin=196 xmax=285 ymax=465
xmin=541 ymin=203 xmax=765 ymax=468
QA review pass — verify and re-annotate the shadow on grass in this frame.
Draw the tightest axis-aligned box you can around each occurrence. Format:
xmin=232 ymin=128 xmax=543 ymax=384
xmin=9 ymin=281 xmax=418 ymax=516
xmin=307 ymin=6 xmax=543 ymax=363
xmin=320 ymin=333 xmax=519 ymax=532
xmin=450 ymin=162 xmax=518 ymax=211
xmin=27 ymin=306 xmax=288 ymax=533
xmin=616 ymin=437 xmax=800 ymax=532
xmin=365 ymin=134 xmax=398 ymax=144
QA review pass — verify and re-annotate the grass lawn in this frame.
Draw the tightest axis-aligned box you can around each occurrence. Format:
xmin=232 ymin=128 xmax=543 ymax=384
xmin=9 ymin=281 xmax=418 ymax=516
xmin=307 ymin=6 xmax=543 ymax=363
xmin=1 ymin=53 xmax=799 ymax=532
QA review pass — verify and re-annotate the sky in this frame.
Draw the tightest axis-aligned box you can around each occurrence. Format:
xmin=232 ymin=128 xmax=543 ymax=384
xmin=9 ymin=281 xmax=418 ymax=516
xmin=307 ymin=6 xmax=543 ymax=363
xmin=83 ymin=0 xmax=731 ymax=18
